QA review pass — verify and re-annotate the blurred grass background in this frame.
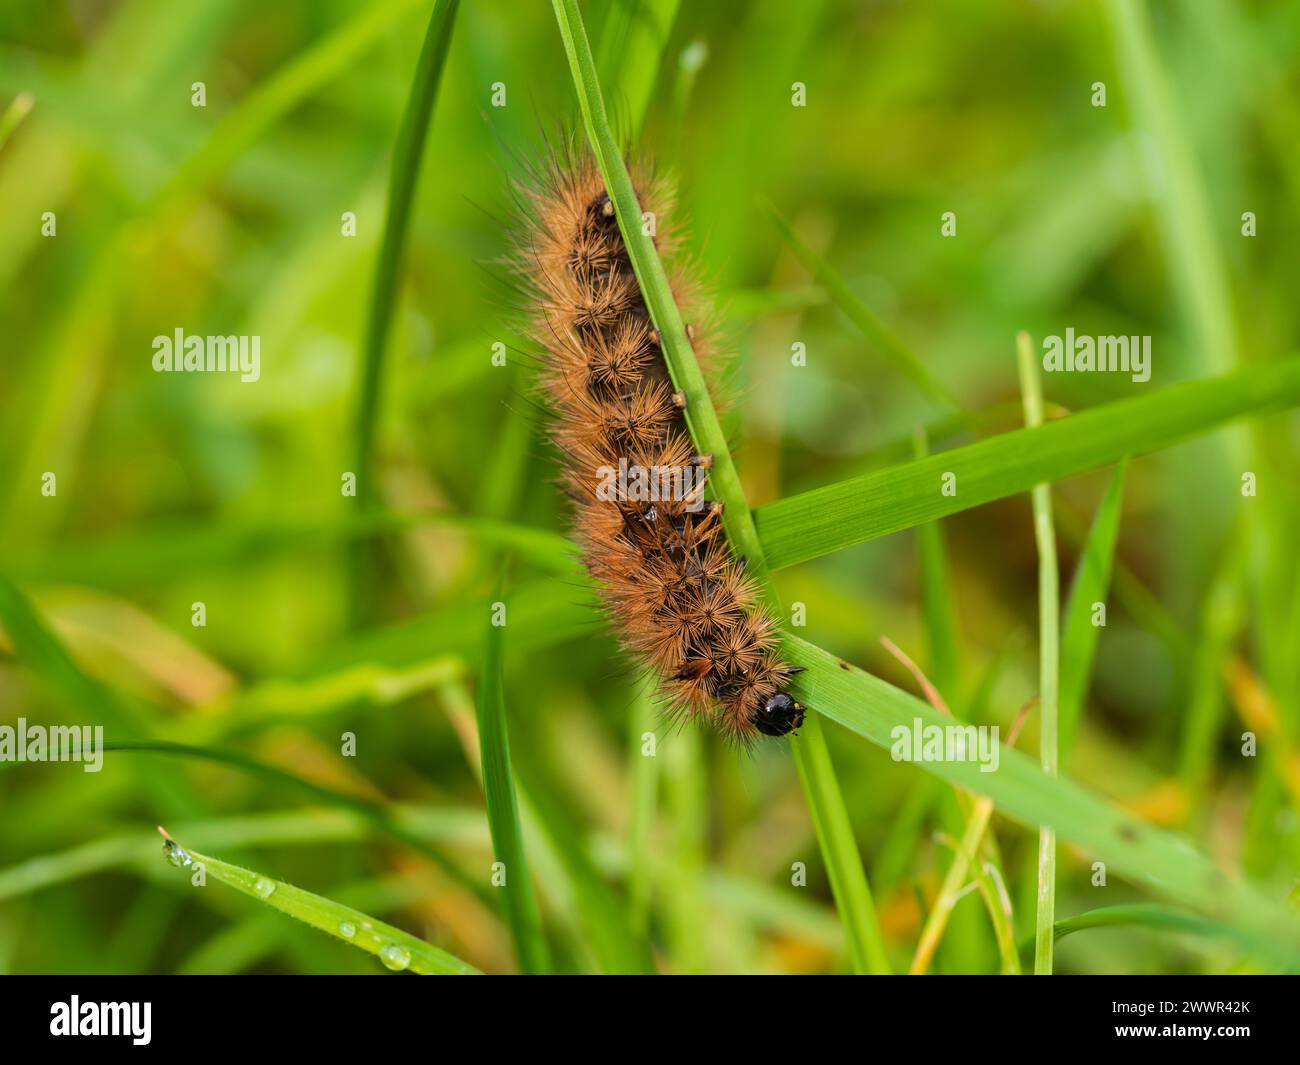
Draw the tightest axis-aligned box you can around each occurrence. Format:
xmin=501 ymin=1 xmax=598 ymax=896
xmin=1 ymin=0 xmax=1298 ymax=974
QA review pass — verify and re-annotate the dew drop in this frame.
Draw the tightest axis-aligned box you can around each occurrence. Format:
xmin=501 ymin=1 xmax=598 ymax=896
xmin=379 ymin=943 xmax=411 ymax=971
xmin=338 ymin=921 xmax=356 ymax=939
xmin=253 ymin=877 xmax=276 ymax=899
xmin=162 ymin=840 xmax=192 ymax=868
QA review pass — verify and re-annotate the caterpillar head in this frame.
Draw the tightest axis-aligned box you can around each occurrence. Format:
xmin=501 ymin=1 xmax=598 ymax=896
xmin=754 ymin=692 xmax=805 ymax=737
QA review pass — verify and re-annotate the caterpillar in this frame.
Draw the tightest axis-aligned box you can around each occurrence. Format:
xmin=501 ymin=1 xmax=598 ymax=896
xmin=515 ymin=151 xmax=805 ymax=744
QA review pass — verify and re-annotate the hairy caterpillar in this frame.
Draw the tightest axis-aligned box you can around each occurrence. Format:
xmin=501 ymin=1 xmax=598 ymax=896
xmin=516 ymin=151 xmax=805 ymax=743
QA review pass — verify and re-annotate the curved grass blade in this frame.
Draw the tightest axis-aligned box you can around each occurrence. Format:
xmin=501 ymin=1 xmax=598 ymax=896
xmin=755 ymin=356 xmax=1300 ymax=571
xmin=780 ymin=632 xmax=1300 ymax=969
xmin=1018 ymin=332 xmax=1059 ymax=976
xmin=0 ymin=574 xmax=201 ymax=814
xmin=351 ymin=0 xmax=460 ymax=615
xmin=157 ymin=829 xmax=479 ymax=975
xmin=596 ymin=0 xmax=681 ymax=137
xmin=0 ymin=573 xmax=140 ymax=729
xmin=1059 ymin=460 xmax=1127 ymax=760
xmin=475 ymin=601 xmax=550 ymax=973
xmin=551 ymin=0 xmax=889 ymax=974
xmin=1019 ymin=904 xmax=1245 ymax=957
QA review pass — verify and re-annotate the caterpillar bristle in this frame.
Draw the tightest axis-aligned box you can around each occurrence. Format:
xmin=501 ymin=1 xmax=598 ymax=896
xmin=514 ymin=149 xmax=804 ymax=743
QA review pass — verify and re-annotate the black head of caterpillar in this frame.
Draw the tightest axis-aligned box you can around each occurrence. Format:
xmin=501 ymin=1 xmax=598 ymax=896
xmin=514 ymin=148 xmax=808 ymax=744
xmin=754 ymin=692 xmax=806 ymax=737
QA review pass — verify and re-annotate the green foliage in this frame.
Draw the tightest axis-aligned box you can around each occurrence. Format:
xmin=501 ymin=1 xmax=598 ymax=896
xmin=2 ymin=0 xmax=1298 ymax=977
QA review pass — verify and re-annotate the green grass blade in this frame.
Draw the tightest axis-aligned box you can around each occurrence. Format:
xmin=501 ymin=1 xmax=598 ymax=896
xmin=351 ymin=0 xmax=460 ymax=611
xmin=510 ymin=759 xmax=655 ymax=974
xmin=353 ymin=0 xmax=460 ymax=470
xmin=1101 ymin=0 xmax=1236 ymax=377
xmin=0 ymin=573 xmax=138 ymax=728
xmin=162 ymin=0 xmax=431 ymax=210
xmin=780 ymin=633 xmax=1300 ymax=969
xmin=0 ymin=574 xmax=200 ymax=814
xmin=1177 ymin=532 xmax=1247 ymax=796
xmin=1018 ymin=333 xmax=1059 ymax=976
xmin=1019 ymin=904 xmax=1245 ymax=957
xmin=9 ymin=510 xmax=575 ymax=586
xmin=625 ymin=686 xmax=660 ymax=935
xmin=551 ymin=0 xmax=768 ymax=584
xmin=1059 ymin=460 xmax=1128 ymax=760
xmin=913 ymin=428 xmax=960 ymax=695
xmin=475 ymin=602 xmax=550 ymax=973
xmin=755 ymin=356 xmax=1300 ymax=571
xmin=596 ymin=0 xmax=681 ymax=137
xmin=909 ymin=796 xmax=996 ymax=975
xmin=158 ymin=831 xmax=479 ymax=975
xmin=551 ymin=0 xmax=889 ymax=974
xmin=765 ymin=201 xmax=962 ymax=411
xmin=790 ymin=711 xmax=891 ymax=974
xmin=0 ymin=91 xmax=33 ymax=150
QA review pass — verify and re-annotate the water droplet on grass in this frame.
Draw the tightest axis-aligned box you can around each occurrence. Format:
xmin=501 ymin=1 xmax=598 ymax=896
xmin=253 ymin=877 xmax=276 ymax=899
xmin=379 ymin=943 xmax=410 ymax=971
xmin=339 ymin=921 xmax=356 ymax=939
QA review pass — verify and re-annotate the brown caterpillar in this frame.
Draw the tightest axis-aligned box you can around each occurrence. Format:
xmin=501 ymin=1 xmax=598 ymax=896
xmin=515 ymin=151 xmax=805 ymax=743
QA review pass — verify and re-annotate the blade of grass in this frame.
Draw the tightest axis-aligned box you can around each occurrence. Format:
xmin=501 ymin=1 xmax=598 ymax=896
xmin=765 ymin=201 xmax=963 ymax=412
xmin=1059 ymin=460 xmax=1127 ymax=760
xmin=595 ymin=0 xmax=681 ymax=137
xmin=0 ymin=573 xmax=143 ymax=730
xmin=625 ymin=685 xmax=660 ymax=935
xmin=0 ymin=90 xmax=33 ymax=150
xmin=350 ymin=0 xmax=460 ymax=616
xmin=1028 ymin=903 xmax=1245 ymax=953
xmin=1018 ymin=332 xmax=1059 ymax=976
xmin=157 ymin=829 xmax=479 ymax=975
xmin=910 ymin=797 xmax=997 ymax=974
xmin=755 ymin=355 xmax=1300 ymax=571
xmin=780 ymin=632 xmax=1300 ymax=969
xmin=789 ymin=711 xmax=891 ymax=974
xmin=10 ymin=509 xmax=576 ymax=586
xmin=551 ymin=0 xmax=889 ymax=974
xmin=971 ymin=851 xmax=1020 ymax=975
xmin=1101 ymin=0 xmax=1236 ymax=378
xmin=912 ymin=428 xmax=961 ymax=696
xmin=1178 ymin=529 xmax=1247 ymax=800
xmin=0 ymin=574 xmax=203 ymax=815
xmin=439 ymin=679 xmax=651 ymax=974
xmin=886 ymin=638 xmax=1022 ymax=975
xmin=475 ymin=600 xmax=550 ymax=973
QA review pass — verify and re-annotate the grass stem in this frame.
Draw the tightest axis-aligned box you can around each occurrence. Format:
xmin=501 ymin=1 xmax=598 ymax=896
xmin=1017 ymin=331 xmax=1059 ymax=975
xmin=551 ymin=0 xmax=890 ymax=974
